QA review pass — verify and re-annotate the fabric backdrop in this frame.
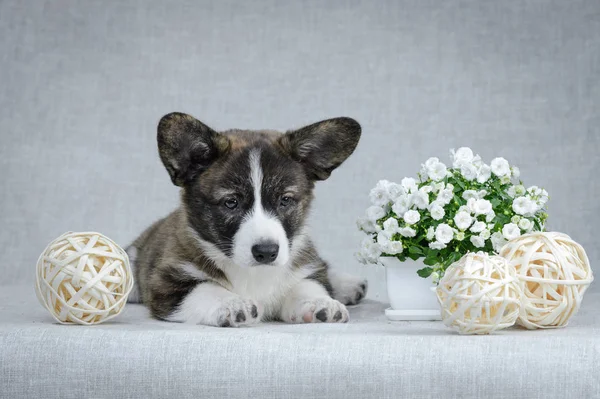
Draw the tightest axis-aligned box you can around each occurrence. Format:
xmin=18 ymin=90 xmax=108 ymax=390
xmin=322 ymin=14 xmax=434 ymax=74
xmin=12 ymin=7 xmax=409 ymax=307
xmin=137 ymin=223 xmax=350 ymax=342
xmin=1 ymin=0 xmax=598 ymax=302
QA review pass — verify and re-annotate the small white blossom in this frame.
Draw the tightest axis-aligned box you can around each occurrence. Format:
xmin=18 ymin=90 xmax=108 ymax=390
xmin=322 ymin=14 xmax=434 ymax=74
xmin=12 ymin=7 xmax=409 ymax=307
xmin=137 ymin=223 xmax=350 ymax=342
xmin=383 ymin=217 xmax=399 ymax=233
xmin=411 ymin=191 xmax=430 ymax=210
xmin=429 ymin=241 xmax=447 ymax=250
xmin=399 ymin=227 xmax=417 ymax=237
xmin=426 ymin=226 xmax=435 ymax=241
xmin=437 ymin=188 xmax=454 ymax=205
xmin=480 ymin=229 xmax=491 ymax=240
xmin=403 ymin=210 xmax=421 ymax=225
xmin=477 ymin=164 xmax=492 ymax=183
xmin=502 ymin=223 xmax=521 ymax=240
xmin=458 ymin=205 xmax=471 ymax=214
xmin=420 ymin=185 xmax=433 ymax=194
xmin=511 ymin=166 xmax=520 ymax=181
xmin=470 ymin=221 xmax=486 ymax=233
xmin=356 ymin=217 xmax=378 ymax=233
xmin=512 ymin=197 xmax=534 ymax=215
xmin=486 ymin=211 xmax=496 ymax=223
xmin=470 ymin=235 xmax=486 ymax=248
xmin=366 ymin=205 xmax=386 ymax=222
xmin=401 ymin=177 xmax=418 ymax=193
xmin=392 ymin=195 xmax=410 ymax=216
xmin=462 ymin=190 xmax=479 ymax=200
xmin=507 ymin=186 xmax=517 ymax=198
xmin=427 ymin=160 xmax=448 ymax=181
xmin=435 ymin=223 xmax=454 ymax=244
xmin=472 ymin=199 xmax=493 ymax=216
xmin=429 ymin=202 xmax=445 ymax=220
xmin=369 ymin=180 xmax=391 ymax=206
xmin=432 ymin=182 xmax=445 ymax=193
xmin=360 ymin=237 xmax=382 ymax=263
xmin=514 ymin=185 xmax=526 ymax=196
xmin=471 ymin=155 xmax=483 ymax=168
xmin=518 ymin=218 xmax=533 ymax=231
xmin=491 ymin=157 xmax=511 ymax=177
xmin=386 ymin=183 xmax=405 ymax=202
xmin=451 ymin=147 xmax=474 ymax=167
xmin=500 ymin=176 xmax=511 ymax=185
xmin=455 ymin=231 xmax=466 ymax=241
xmin=454 ymin=211 xmax=473 ymax=230
xmin=460 ymin=163 xmax=478 ymax=181
xmin=377 ymin=231 xmax=391 ymax=246
xmin=386 ymin=240 xmax=404 ymax=255
xmin=431 ymin=272 xmax=440 ymax=284
xmin=491 ymin=232 xmax=508 ymax=252
xmin=511 ymin=215 xmax=521 ymax=224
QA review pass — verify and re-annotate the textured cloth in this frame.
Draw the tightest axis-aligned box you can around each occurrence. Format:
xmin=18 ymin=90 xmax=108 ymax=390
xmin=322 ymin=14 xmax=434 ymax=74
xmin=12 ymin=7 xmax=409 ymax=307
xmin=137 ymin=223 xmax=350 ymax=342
xmin=1 ymin=285 xmax=599 ymax=398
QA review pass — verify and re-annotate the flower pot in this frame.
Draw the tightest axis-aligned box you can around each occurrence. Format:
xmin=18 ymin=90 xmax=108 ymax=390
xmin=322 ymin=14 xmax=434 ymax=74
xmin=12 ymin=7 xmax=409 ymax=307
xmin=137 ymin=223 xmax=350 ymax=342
xmin=381 ymin=257 xmax=442 ymax=321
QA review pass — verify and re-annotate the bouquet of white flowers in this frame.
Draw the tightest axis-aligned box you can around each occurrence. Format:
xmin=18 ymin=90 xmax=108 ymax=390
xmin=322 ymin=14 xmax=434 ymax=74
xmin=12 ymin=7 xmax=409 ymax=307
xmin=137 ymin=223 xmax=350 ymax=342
xmin=355 ymin=147 xmax=549 ymax=281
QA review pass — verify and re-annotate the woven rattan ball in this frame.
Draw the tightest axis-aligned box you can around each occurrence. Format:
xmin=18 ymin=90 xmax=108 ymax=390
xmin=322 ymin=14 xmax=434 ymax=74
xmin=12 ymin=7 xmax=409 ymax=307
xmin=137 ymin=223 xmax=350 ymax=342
xmin=436 ymin=252 xmax=521 ymax=335
xmin=500 ymin=232 xmax=593 ymax=329
xmin=35 ymin=232 xmax=134 ymax=325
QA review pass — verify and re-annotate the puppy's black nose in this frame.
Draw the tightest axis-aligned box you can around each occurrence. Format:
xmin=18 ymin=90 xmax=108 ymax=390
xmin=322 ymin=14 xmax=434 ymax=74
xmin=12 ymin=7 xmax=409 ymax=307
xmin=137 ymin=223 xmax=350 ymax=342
xmin=251 ymin=242 xmax=279 ymax=264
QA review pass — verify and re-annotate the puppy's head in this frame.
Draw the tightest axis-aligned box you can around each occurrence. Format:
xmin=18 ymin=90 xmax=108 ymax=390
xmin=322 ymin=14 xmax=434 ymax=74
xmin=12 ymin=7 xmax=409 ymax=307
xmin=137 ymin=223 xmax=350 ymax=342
xmin=157 ymin=112 xmax=361 ymax=268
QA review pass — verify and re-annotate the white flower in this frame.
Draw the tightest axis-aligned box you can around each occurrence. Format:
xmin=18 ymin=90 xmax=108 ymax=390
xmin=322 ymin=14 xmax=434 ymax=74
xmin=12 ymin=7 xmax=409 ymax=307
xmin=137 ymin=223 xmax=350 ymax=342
xmin=470 ymin=221 xmax=486 ymax=233
xmin=472 ymin=155 xmax=483 ymax=168
xmin=491 ymin=232 xmax=508 ymax=252
xmin=437 ymin=188 xmax=454 ymax=205
xmin=455 ymin=231 xmax=465 ymax=241
xmin=360 ymin=237 xmax=382 ymax=262
xmin=435 ymin=223 xmax=454 ymax=244
xmin=401 ymin=177 xmax=418 ymax=193
xmin=500 ymin=176 xmax=511 ymax=185
xmin=399 ymin=227 xmax=417 ymax=237
xmin=477 ymin=164 xmax=492 ymax=183
xmin=431 ymin=272 xmax=440 ymax=284
xmin=462 ymin=190 xmax=479 ymax=200
xmin=518 ymin=218 xmax=533 ymax=231
xmin=486 ymin=211 xmax=496 ymax=223
xmin=356 ymin=217 xmax=378 ymax=233
xmin=451 ymin=147 xmax=474 ymax=167
xmin=429 ymin=241 xmax=447 ymax=250
xmin=426 ymin=159 xmax=448 ymax=181
xmin=386 ymin=240 xmax=404 ymax=255
xmin=502 ymin=223 xmax=521 ymax=240
xmin=411 ymin=191 xmax=430 ymax=210
xmin=480 ymin=229 xmax=491 ymax=240
xmin=369 ymin=180 xmax=391 ymax=206
xmin=403 ymin=210 xmax=421 ymax=225
xmin=366 ymin=206 xmax=386 ymax=222
xmin=514 ymin=185 xmax=526 ymax=196
xmin=458 ymin=205 xmax=471 ymax=214
xmin=507 ymin=186 xmax=517 ymax=198
xmin=386 ymin=183 xmax=405 ymax=202
xmin=426 ymin=226 xmax=435 ymax=241
xmin=377 ymin=231 xmax=391 ymax=246
xmin=511 ymin=166 xmax=520 ymax=181
xmin=383 ymin=217 xmax=399 ymax=233
xmin=432 ymin=182 xmax=445 ymax=193
xmin=392 ymin=195 xmax=410 ymax=216
xmin=511 ymin=215 xmax=521 ymax=224
xmin=460 ymin=163 xmax=478 ymax=181
xmin=454 ymin=211 xmax=473 ymax=230
xmin=355 ymin=251 xmax=367 ymax=264
xmin=512 ymin=197 xmax=534 ymax=215
xmin=429 ymin=202 xmax=445 ymax=220
xmin=527 ymin=185 xmax=542 ymax=196
xmin=470 ymin=235 xmax=485 ymax=248
xmin=472 ymin=199 xmax=493 ymax=216
xmin=420 ymin=185 xmax=433 ymax=194
xmin=491 ymin=157 xmax=511 ymax=177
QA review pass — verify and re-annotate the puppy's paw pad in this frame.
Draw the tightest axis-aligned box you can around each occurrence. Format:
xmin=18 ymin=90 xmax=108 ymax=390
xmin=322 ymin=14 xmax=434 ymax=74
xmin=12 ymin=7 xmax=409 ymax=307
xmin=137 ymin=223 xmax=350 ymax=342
xmin=214 ymin=298 xmax=260 ymax=327
xmin=289 ymin=297 xmax=349 ymax=324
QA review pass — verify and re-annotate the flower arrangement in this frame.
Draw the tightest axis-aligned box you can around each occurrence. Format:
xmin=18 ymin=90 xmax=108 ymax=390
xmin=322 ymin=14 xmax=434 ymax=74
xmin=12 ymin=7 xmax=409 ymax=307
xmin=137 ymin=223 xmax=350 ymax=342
xmin=355 ymin=147 xmax=549 ymax=282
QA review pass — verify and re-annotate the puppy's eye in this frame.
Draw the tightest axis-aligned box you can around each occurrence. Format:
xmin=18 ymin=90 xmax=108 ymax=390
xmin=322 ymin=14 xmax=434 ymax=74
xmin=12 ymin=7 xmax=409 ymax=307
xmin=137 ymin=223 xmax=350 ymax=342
xmin=224 ymin=198 xmax=238 ymax=210
xmin=279 ymin=196 xmax=294 ymax=208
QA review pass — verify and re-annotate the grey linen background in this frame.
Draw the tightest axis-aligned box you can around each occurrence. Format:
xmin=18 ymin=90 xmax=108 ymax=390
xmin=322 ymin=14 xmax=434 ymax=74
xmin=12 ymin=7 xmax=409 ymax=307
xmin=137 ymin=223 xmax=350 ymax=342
xmin=1 ymin=1 xmax=600 ymax=398
xmin=1 ymin=0 xmax=599 ymax=300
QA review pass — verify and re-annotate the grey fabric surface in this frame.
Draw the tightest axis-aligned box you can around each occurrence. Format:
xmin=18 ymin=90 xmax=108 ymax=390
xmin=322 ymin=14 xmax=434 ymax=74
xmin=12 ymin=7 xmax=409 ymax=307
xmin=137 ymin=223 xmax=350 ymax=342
xmin=1 ymin=285 xmax=599 ymax=398
xmin=0 ymin=0 xmax=599 ymax=302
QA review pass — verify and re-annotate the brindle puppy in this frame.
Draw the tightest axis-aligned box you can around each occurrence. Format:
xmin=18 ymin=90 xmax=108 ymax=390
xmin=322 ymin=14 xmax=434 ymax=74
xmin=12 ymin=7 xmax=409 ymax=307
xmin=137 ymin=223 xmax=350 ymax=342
xmin=127 ymin=113 xmax=367 ymax=327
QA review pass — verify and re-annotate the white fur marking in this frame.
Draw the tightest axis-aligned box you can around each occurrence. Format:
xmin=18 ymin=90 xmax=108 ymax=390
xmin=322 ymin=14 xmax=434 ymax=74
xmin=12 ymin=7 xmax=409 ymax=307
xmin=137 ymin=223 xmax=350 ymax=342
xmin=232 ymin=150 xmax=289 ymax=268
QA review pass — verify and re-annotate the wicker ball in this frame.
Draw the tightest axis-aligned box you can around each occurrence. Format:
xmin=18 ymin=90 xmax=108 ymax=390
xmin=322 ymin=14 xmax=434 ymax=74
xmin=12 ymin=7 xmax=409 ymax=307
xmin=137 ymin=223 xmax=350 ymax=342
xmin=500 ymin=232 xmax=593 ymax=329
xmin=436 ymin=252 xmax=522 ymax=335
xmin=35 ymin=232 xmax=134 ymax=325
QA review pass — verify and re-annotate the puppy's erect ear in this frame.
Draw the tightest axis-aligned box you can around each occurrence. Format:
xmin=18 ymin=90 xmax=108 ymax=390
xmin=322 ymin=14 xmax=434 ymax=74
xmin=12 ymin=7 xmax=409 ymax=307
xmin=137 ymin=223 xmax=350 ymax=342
xmin=279 ymin=117 xmax=361 ymax=180
xmin=157 ymin=112 xmax=229 ymax=186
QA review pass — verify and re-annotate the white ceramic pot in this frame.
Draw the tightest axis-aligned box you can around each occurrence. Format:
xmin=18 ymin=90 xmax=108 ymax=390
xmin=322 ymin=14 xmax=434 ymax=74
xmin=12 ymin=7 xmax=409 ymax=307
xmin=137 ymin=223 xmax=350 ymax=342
xmin=381 ymin=257 xmax=442 ymax=321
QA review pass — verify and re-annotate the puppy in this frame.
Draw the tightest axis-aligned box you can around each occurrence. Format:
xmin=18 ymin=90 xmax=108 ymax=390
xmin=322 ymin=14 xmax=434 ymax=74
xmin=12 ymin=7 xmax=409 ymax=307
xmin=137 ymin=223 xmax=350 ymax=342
xmin=126 ymin=113 xmax=367 ymax=327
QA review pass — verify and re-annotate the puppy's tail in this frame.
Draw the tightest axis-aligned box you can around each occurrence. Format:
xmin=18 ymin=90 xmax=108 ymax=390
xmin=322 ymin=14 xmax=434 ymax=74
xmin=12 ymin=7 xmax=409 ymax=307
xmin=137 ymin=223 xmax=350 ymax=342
xmin=125 ymin=244 xmax=142 ymax=303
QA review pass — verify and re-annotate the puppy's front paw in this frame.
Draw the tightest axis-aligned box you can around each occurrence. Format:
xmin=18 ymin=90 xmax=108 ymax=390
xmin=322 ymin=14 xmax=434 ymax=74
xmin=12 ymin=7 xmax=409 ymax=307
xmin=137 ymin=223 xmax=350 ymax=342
xmin=282 ymin=297 xmax=349 ymax=324
xmin=212 ymin=297 xmax=260 ymax=327
xmin=332 ymin=273 xmax=368 ymax=306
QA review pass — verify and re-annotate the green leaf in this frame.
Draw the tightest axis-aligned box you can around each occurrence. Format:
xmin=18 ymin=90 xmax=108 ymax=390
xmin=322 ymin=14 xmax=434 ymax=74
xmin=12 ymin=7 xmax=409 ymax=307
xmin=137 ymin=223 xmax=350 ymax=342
xmin=408 ymin=252 xmax=420 ymax=261
xmin=417 ymin=267 xmax=434 ymax=278
xmin=423 ymin=257 xmax=438 ymax=266
xmin=408 ymin=246 xmax=423 ymax=255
